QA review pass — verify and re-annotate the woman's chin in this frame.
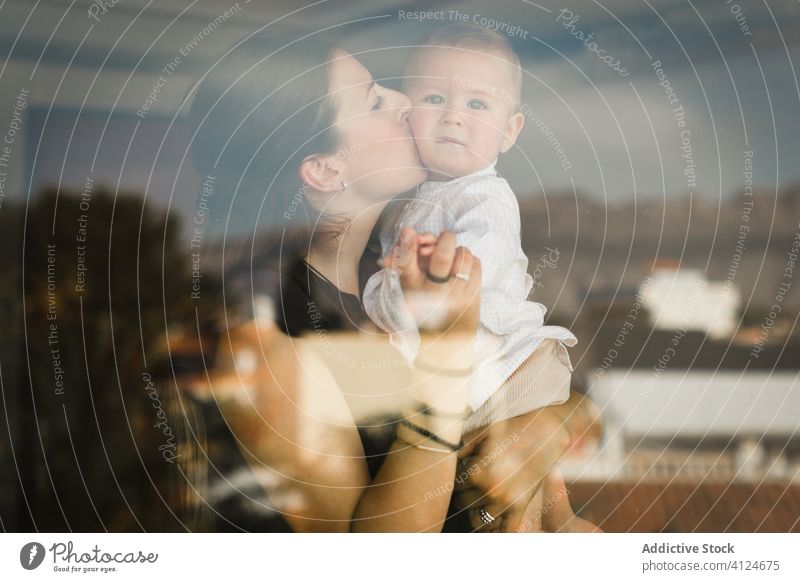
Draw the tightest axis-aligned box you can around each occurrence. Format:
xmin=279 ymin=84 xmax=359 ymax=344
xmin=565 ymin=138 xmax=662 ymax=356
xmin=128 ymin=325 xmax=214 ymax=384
xmin=408 ymin=151 xmax=428 ymax=184
xmin=394 ymin=166 xmax=428 ymax=192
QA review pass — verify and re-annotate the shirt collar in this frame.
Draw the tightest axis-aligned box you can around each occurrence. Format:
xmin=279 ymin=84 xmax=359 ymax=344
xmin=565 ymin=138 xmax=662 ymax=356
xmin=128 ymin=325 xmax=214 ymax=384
xmin=417 ymin=160 xmax=499 ymax=197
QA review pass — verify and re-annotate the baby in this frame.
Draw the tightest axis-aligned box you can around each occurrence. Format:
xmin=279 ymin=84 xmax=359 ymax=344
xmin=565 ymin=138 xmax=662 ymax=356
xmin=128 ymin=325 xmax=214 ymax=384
xmin=363 ymin=24 xmax=577 ymax=430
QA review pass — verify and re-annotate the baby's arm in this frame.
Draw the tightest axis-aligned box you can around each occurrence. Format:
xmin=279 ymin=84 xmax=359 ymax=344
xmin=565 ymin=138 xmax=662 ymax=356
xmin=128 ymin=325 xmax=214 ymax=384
xmin=362 ymin=241 xmax=421 ymax=363
xmin=442 ymin=185 xmax=543 ymax=335
xmin=447 ymin=187 xmax=521 ymax=283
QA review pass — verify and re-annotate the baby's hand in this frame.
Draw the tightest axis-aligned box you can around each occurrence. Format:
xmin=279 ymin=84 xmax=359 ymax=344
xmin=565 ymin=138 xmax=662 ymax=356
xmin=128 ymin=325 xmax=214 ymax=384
xmin=381 ymin=227 xmax=420 ymax=282
xmin=382 ymin=230 xmax=438 ymax=273
xmin=415 ymin=231 xmax=438 ymax=258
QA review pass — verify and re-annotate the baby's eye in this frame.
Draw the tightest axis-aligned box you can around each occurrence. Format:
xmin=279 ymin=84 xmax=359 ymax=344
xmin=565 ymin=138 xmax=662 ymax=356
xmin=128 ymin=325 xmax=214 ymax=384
xmin=371 ymin=95 xmax=385 ymax=111
xmin=423 ymin=94 xmax=445 ymax=105
xmin=467 ymin=99 xmax=488 ymax=110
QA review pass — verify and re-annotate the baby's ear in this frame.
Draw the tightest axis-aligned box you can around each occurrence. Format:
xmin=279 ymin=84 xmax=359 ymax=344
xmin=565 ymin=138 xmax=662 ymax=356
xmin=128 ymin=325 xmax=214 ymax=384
xmin=499 ymin=111 xmax=525 ymax=154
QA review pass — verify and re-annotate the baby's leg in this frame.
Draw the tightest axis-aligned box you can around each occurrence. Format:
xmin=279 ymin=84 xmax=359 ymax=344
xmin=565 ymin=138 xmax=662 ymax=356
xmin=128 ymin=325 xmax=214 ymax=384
xmin=518 ymin=487 xmax=545 ymax=532
xmin=540 ymin=469 xmax=603 ymax=533
xmin=465 ymin=339 xmax=572 ymax=431
xmin=558 ymin=393 xmax=604 ymax=455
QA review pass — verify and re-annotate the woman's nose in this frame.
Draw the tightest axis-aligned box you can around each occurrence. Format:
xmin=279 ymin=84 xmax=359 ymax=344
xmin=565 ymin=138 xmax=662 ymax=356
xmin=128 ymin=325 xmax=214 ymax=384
xmin=388 ymin=88 xmax=412 ymax=123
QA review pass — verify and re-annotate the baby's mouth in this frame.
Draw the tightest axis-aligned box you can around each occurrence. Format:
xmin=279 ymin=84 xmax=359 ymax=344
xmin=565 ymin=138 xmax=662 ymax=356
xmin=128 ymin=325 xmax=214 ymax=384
xmin=436 ymin=136 xmax=466 ymax=147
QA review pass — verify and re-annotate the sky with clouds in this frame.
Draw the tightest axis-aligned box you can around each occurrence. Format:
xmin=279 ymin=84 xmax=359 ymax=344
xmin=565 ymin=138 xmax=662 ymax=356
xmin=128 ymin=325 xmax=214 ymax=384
xmin=3 ymin=0 xmax=799 ymax=208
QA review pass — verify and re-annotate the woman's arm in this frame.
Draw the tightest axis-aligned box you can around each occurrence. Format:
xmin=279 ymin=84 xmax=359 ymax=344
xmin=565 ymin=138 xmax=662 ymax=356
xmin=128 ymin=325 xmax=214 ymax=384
xmin=192 ymin=233 xmax=481 ymax=532
xmin=207 ymin=327 xmax=463 ymax=532
xmin=209 ymin=328 xmax=369 ymax=532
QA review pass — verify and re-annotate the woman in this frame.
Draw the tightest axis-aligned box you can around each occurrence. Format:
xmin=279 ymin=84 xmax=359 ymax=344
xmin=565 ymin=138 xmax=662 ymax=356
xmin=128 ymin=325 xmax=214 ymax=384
xmin=186 ymin=33 xmax=599 ymax=532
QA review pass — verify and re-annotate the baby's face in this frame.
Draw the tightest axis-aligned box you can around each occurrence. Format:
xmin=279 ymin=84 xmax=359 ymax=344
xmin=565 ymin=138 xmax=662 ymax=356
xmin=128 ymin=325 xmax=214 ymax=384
xmin=403 ymin=48 xmax=524 ymax=181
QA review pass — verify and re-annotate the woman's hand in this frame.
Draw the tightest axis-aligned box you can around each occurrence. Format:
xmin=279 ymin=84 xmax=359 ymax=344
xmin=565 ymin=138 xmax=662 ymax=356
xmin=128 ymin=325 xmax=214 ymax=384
xmin=382 ymin=228 xmax=481 ymax=414
xmin=453 ymin=393 xmax=603 ymax=532
xmin=454 ymin=406 xmax=571 ymax=532
xmin=383 ymin=227 xmax=480 ymax=334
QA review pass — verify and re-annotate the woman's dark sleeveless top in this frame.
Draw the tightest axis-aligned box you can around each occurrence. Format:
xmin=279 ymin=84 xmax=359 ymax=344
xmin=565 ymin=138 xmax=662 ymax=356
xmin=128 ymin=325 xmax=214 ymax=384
xmin=277 ymin=250 xmax=401 ymax=479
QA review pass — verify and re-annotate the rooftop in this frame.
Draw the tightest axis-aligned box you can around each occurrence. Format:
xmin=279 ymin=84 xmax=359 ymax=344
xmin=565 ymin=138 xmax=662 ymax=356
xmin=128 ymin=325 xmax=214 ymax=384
xmin=568 ymin=480 xmax=800 ymax=532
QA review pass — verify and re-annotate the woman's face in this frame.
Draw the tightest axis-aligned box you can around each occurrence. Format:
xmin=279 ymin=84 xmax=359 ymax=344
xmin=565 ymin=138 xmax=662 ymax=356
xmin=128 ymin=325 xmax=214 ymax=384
xmin=328 ymin=50 xmax=427 ymax=207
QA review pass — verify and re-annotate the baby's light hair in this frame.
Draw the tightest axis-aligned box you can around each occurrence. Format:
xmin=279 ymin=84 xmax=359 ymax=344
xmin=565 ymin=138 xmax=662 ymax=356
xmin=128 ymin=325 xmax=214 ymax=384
xmin=407 ymin=23 xmax=523 ymax=108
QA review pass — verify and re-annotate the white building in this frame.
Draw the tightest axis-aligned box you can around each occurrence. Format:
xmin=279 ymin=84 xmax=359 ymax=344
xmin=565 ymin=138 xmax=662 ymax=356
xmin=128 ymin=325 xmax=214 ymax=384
xmin=639 ymin=267 xmax=741 ymax=340
xmin=563 ymin=369 xmax=800 ymax=483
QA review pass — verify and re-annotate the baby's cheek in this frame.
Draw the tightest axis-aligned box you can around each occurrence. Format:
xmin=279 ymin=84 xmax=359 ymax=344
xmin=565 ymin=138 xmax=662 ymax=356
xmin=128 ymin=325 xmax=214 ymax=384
xmin=407 ymin=109 xmax=427 ymax=137
xmin=408 ymin=121 xmax=431 ymax=158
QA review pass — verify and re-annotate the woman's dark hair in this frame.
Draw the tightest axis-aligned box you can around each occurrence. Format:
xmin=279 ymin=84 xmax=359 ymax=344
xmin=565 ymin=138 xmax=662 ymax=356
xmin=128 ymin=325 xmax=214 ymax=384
xmin=183 ymin=36 xmax=350 ymax=531
xmin=189 ymin=34 xmax=343 ymax=250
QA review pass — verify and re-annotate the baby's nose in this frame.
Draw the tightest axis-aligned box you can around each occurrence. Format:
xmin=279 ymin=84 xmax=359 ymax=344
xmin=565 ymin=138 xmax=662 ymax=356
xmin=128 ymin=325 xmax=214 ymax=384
xmin=441 ymin=108 xmax=464 ymax=125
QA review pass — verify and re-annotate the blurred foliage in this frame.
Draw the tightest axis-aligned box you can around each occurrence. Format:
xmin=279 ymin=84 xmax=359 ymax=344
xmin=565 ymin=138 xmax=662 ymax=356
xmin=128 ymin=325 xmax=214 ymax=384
xmin=2 ymin=186 xmax=222 ymax=531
